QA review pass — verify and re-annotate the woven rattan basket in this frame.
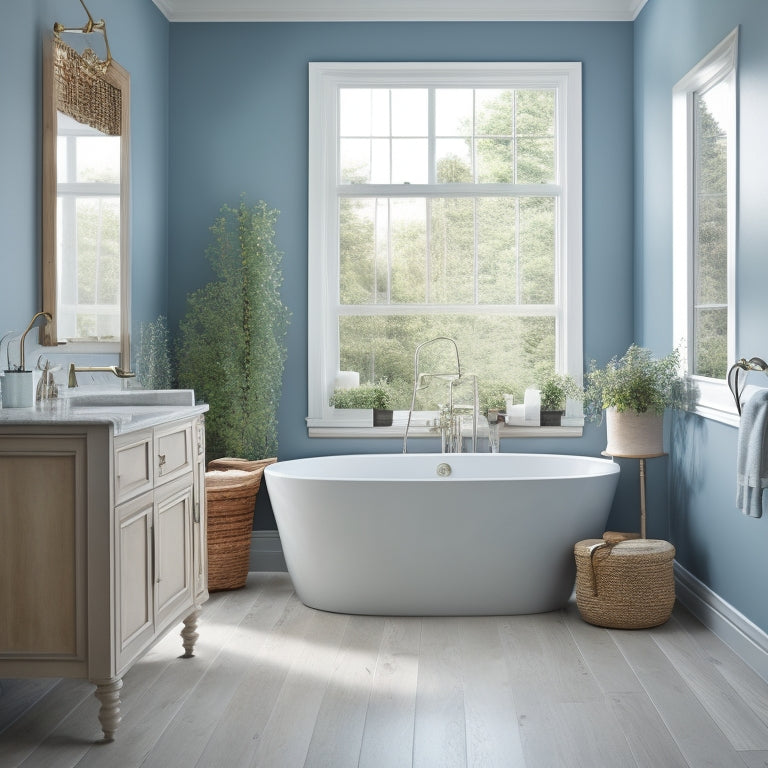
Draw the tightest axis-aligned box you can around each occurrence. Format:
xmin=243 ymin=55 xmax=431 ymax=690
xmin=205 ymin=458 xmax=276 ymax=591
xmin=574 ymin=535 xmax=675 ymax=629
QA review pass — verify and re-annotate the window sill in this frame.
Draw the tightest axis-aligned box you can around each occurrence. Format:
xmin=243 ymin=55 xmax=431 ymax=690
xmin=307 ymin=412 xmax=583 ymax=439
xmin=685 ymin=375 xmax=740 ymax=428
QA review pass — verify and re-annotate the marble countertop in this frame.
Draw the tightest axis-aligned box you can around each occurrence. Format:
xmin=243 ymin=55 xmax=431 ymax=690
xmin=0 ymin=397 xmax=208 ymax=436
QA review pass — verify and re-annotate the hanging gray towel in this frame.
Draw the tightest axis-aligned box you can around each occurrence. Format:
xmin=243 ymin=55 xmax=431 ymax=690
xmin=736 ymin=388 xmax=768 ymax=517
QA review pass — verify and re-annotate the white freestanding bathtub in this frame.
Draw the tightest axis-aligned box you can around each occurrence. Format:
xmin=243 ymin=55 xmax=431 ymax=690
xmin=264 ymin=453 xmax=620 ymax=616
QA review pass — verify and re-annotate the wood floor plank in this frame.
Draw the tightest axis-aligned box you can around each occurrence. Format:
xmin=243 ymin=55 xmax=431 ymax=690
xmin=194 ymin=586 xmax=316 ymax=768
xmin=0 ymin=679 xmax=94 ymax=768
xmin=17 ymin=686 xmax=106 ymax=768
xmin=563 ymin=600 xmax=647 ymax=695
xmin=739 ymin=750 xmax=768 ymax=767
xmin=140 ymin=574 xmax=295 ymax=768
xmin=608 ymin=691 xmax=689 ymax=768
xmin=498 ymin=610 xmax=604 ymax=705
xmin=651 ymin=616 xmax=768 ymax=750
xmin=673 ymin=606 xmax=768 ymax=727
xmin=457 ymin=617 xmax=525 ymax=768
xmin=412 ymin=617 xmax=466 ymax=768
xmin=0 ymin=679 xmax=58 ymax=733
xmin=611 ymin=626 xmax=751 ymax=767
xmin=520 ymin=699 xmax=639 ymax=768
xmin=357 ymin=617 xmax=420 ymax=768
xmin=303 ymin=616 xmax=384 ymax=768
xmin=246 ymin=606 xmax=350 ymax=767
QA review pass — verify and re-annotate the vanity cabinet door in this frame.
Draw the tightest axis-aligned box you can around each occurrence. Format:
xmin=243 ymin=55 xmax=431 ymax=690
xmin=0 ymin=435 xmax=88 ymax=662
xmin=154 ymin=474 xmax=194 ymax=632
xmin=115 ymin=492 xmax=154 ymax=670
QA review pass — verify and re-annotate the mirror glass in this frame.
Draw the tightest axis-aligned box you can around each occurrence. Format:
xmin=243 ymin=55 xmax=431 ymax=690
xmin=42 ymin=36 xmax=130 ymax=367
xmin=56 ymin=112 xmax=121 ymax=341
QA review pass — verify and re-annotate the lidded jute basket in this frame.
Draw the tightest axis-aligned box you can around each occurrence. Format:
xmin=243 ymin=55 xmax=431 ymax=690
xmin=574 ymin=532 xmax=675 ymax=629
xmin=205 ymin=457 xmax=276 ymax=591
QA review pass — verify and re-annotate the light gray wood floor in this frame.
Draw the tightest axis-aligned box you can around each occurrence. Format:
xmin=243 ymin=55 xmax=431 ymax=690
xmin=2 ymin=571 xmax=768 ymax=767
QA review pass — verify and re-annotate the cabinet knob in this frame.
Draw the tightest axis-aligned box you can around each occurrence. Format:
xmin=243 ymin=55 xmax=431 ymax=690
xmin=158 ymin=454 xmax=166 ymax=471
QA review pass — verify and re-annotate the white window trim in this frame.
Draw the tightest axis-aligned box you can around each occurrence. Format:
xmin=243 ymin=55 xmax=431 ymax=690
xmin=673 ymin=28 xmax=739 ymax=427
xmin=307 ymin=61 xmax=582 ymax=434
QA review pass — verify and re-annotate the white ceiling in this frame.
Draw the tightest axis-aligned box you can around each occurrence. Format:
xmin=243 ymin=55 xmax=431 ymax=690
xmin=151 ymin=0 xmax=649 ymax=23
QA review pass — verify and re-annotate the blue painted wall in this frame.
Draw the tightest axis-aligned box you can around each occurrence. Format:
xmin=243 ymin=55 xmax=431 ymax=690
xmin=15 ymin=3 xmax=763 ymax=636
xmin=0 ymin=0 xmax=169 ymax=353
xmin=635 ymin=0 xmax=768 ymax=633
xmin=167 ymin=21 xmax=638 ymax=525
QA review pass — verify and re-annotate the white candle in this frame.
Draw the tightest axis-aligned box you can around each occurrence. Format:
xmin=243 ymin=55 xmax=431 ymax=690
xmin=524 ymin=388 xmax=541 ymax=423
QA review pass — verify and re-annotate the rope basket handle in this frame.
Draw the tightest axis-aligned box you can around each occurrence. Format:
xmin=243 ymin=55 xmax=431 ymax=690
xmin=584 ymin=540 xmax=609 ymax=597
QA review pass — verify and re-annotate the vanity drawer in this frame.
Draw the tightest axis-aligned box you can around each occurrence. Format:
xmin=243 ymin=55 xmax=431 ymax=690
xmin=115 ymin=431 xmax=154 ymax=504
xmin=154 ymin=422 xmax=193 ymax=486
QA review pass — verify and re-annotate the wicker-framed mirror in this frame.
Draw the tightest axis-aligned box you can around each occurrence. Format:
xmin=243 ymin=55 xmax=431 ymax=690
xmin=41 ymin=33 xmax=130 ymax=368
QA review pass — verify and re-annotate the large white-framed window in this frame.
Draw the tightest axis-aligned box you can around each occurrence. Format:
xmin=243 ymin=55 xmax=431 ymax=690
xmin=673 ymin=29 xmax=738 ymax=425
xmin=307 ymin=62 xmax=582 ymax=432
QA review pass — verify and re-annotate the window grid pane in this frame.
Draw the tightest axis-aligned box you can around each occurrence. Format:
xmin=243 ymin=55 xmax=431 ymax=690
xmin=341 ymin=87 xmax=556 ymax=186
xmin=692 ymin=81 xmax=729 ymax=379
xmin=339 ymin=314 xmax=556 ymax=409
xmin=339 ymin=195 xmax=556 ymax=308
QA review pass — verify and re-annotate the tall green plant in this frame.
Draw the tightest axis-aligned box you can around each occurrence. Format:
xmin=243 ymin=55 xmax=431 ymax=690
xmin=176 ymin=199 xmax=290 ymax=460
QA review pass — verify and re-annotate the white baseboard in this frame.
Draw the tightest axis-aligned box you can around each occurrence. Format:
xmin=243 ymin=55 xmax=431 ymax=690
xmin=250 ymin=530 xmax=287 ymax=572
xmin=675 ymin=561 xmax=768 ymax=683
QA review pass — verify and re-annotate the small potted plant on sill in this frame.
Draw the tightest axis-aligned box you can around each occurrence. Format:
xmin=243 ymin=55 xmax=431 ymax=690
xmin=538 ymin=372 xmax=582 ymax=426
xmin=479 ymin=380 xmax=516 ymax=422
xmin=584 ymin=344 xmax=684 ymax=456
xmin=329 ymin=380 xmax=395 ymax=426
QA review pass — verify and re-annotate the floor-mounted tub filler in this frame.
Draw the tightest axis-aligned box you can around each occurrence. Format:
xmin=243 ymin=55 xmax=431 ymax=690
xmin=265 ymin=453 xmax=620 ymax=616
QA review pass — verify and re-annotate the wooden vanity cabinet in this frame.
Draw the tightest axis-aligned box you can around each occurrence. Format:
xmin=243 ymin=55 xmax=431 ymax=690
xmin=0 ymin=412 xmax=208 ymax=741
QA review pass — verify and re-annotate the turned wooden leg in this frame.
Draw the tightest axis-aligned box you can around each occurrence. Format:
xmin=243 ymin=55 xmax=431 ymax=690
xmin=181 ymin=608 xmax=201 ymax=658
xmin=93 ymin=677 xmax=123 ymax=742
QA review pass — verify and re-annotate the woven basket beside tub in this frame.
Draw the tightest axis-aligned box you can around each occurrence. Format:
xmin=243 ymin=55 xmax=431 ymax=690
xmin=205 ymin=457 xmax=276 ymax=592
xmin=574 ymin=533 xmax=675 ymax=629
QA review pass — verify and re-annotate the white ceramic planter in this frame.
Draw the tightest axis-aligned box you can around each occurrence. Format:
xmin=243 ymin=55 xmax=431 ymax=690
xmin=604 ymin=407 xmax=664 ymax=456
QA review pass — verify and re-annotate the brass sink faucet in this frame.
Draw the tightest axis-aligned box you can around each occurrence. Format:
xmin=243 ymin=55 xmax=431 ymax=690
xmin=68 ymin=364 xmax=135 ymax=387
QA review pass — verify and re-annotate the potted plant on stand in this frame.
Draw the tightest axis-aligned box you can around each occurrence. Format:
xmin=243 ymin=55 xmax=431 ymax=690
xmin=575 ymin=344 xmax=683 ymax=629
xmin=329 ymin=380 xmax=395 ymax=426
xmin=585 ymin=344 xmax=684 ymax=456
xmin=176 ymin=198 xmax=290 ymax=590
xmin=538 ymin=372 xmax=582 ymax=426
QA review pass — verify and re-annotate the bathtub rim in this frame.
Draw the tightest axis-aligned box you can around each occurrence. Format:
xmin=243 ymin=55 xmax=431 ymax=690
xmin=264 ymin=452 xmax=621 ymax=482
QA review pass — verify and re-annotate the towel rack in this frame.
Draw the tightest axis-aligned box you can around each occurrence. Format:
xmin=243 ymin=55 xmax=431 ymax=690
xmin=727 ymin=357 xmax=768 ymax=415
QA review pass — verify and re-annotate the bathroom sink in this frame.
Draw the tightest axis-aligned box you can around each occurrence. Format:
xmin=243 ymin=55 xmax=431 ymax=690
xmin=63 ymin=389 xmax=196 ymax=407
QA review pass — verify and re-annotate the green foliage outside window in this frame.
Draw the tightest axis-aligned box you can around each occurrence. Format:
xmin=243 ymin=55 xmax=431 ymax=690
xmin=337 ymin=88 xmax=560 ymax=410
xmin=693 ymin=85 xmax=728 ymax=379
